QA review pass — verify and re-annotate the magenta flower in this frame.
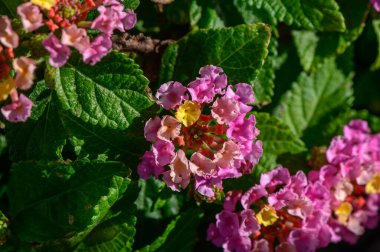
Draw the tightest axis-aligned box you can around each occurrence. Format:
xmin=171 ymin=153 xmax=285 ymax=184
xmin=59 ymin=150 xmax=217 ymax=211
xmin=144 ymin=116 xmax=162 ymax=142
xmin=188 ymin=77 xmax=216 ymax=104
xmin=152 ymin=140 xmax=175 ymax=166
xmin=123 ymin=10 xmax=137 ymax=30
xmin=42 ymin=34 xmax=71 ymax=68
xmin=17 ymin=3 xmax=44 ymax=32
xmin=199 ymin=65 xmax=227 ymax=93
xmin=137 ymin=151 xmax=165 ymax=180
xmin=227 ymin=114 xmax=258 ymax=143
xmin=83 ymin=34 xmax=112 ymax=65
xmin=260 ymin=167 xmax=291 ymax=190
xmin=92 ymin=6 xmax=125 ymax=35
xmin=156 ymin=81 xmax=188 ymax=110
xmin=1 ymin=93 xmax=33 ymax=123
xmin=371 ymin=0 xmax=380 ymax=11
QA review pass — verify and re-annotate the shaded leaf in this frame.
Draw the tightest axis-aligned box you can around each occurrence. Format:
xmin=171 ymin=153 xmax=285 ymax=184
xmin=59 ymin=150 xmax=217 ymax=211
xmin=8 ymin=160 xmax=131 ymax=243
xmin=136 ymin=208 xmax=203 ymax=252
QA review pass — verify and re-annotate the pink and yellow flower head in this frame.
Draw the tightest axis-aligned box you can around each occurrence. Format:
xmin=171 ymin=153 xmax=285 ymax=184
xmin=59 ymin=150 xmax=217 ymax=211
xmin=138 ymin=65 xmax=263 ymax=199
xmin=208 ymin=167 xmax=333 ymax=252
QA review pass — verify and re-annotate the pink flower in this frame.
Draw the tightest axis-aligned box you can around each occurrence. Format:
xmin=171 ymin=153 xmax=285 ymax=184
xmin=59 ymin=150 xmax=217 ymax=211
xmin=188 ymin=77 xmax=216 ymax=104
xmin=13 ymin=57 xmax=36 ymax=90
xmin=211 ymin=97 xmax=241 ymax=124
xmin=83 ymin=34 xmax=112 ymax=65
xmin=61 ymin=25 xmax=91 ymax=53
xmin=199 ymin=65 xmax=227 ymax=93
xmin=216 ymin=211 xmax=240 ymax=237
xmin=276 ymin=242 xmax=296 ymax=252
xmin=0 ymin=16 xmax=19 ymax=48
xmin=288 ymin=229 xmax=318 ymax=252
xmin=214 ymin=140 xmax=243 ymax=169
xmin=251 ymin=239 xmax=270 ymax=252
xmin=42 ymin=34 xmax=71 ymax=68
xmin=123 ymin=10 xmax=137 ymax=30
xmin=144 ymin=116 xmax=161 ymax=142
xmin=343 ymin=120 xmax=370 ymax=142
xmin=157 ymin=115 xmax=181 ymax=141
xmin=195 ymin=175 xmax=222 ymax=197
xmin=287 ymin=198 xmax=313 ymax=219
xmin=91 ymin=5 xmax=125 ymax=35
xmin=241 ymin=184 xmax=267 ymax=209
xmin=234 ymin=83 xmax=254 ymax=104
xmin=17 ymin=3 xmax=44 ymax=32
xmin=156 ymin=81 xmax=187 ymax=110
xmin=223 ymin=190 xmax=242 ymax=212
xmin=190 ymin=152 xmax=217 ymax=176
xmin=168 ymin=150 xmax=191 ymax=189
xmin=260 ymin=167 xmax=291 ymax=190
xmin=239 ymin=209 xmax=260 ymax=236
xmin=207 ymin=223 xmax=226 ymax=247
xmin=152 ymin=140 xmax=175 ymax=166
xmin=1 ymin=93 xmax=33 ymax=122
xmin=371 ymin=0 xmax=380 ymax=12
xmin=137 ymin=151 xmax=165 ymax=180
xmin=227 ymin=114 xmax=258 ymax=143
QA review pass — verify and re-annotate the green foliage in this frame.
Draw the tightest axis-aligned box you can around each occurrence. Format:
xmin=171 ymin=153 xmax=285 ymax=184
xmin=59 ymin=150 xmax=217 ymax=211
xmin=254 ymin=0 xmax=346 ymax=31
xmin=0 ymin=0 xmax=21 ymax=17
xmin=55 ymin=52 xmax=153 ymax=131
xmin=8 ymin=160 xmax=131 ymax=243
xmin=371 ymin=19 xmax=380 ymax=71
xmin=136 ymin=208 xmax=204 ymax=252
xmin=160 ymin=24 xmax=271 ymax=85
xmin=274 ymin=57 xmax=354 ymax=137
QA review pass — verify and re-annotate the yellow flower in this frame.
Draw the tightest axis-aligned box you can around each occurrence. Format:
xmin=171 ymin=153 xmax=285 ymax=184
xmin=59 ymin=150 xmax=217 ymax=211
xmin=0 ymin=76 xmax=16 ymax=102
xmin=256 ymin=205 xmax=279 ymax=227
xmin=175 ymin=101 xmax=201 ymax=127
xmin=31 ymin=0 xmax=57 ymax=10
xmin=335 ymin=202 xmax=353 ymax=224
xmin=365 ymin=173 xmax=380 ymax=194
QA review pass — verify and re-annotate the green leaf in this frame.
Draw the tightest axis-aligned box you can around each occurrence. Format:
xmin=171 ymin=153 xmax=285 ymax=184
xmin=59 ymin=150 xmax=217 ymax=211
xmin=74 ymin=209 xmax=136 ymax=252
xmin=5 ymin=82 xmax=66 ymax=161
xmin=159 ymin=23 xmax=271 ymax=85
xmin=136 ymin=208 xmax=204 ymax=252
xmin=0 ymin=0 xmax=21 ymax=17
xmin=0 ymin=135 xmax=6 ymax=156
xmin=189 ymin=0 xmax=225 ymax=29
xmin=8 ymin=160 xmax=131 ymax=243
xmin=274 ymin=57 xmax=354 ymax=137
xmin=254 ymin=112 xmax=306 ymax=155
xmin=254 ymin=0 xmax=346 ymax=31
xmin=371 ymin=19 xmax=380 ymax=71
xmin=292 ymin=31 xmax=319 ymax=72
xmin=253 ymin=38 xmax=278 ymax=106
xmin=123 ymin=0 xmax=140 ymax=10
xmin=55 ymin=52 xmax=153 ymax=130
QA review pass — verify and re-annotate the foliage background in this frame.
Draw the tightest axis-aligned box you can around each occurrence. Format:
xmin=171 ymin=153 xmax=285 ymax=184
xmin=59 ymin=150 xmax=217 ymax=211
xmin=0 ymin=0 xmax=380 ymax=251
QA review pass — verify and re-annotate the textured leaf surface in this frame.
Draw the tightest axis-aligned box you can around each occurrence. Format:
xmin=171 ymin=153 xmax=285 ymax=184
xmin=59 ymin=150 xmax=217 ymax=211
xmin=0 ymin=135 xmax=6 ymax=156
xmin=55 ymin=52 xmax=153 ymax=130
xmin=254 ymin=112 xmax=306 ymax=155
xmin=254 ymin=0 xmax=345 ymax=31
xmin=74 ymin=209 xmax=136 ymax=252
xmin=5 ymin=82 xmax=66 ymax=161
xmin=137 ymin=208 xmax=203 ymax=252
xmin=253 ymin=38 xmax=277 ymax=106
xmin=274 ymin=57 xmax=353 ymax=136
xmin=8 ymin=160 xmax=131 ymax=242
xmin=160 ymin=24 xmax=271 ymax=85
xmin=292 ymin=31 xmax=319 ymax=72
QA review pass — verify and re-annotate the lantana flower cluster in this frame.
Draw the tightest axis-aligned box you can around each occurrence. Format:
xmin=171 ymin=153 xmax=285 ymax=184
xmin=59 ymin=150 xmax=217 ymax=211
xmin=19 ymin=0 xmax=136 ymax=67
xmin=138 ymin=65 xmax=263 ymax=199
xmin=207 ymin=120 xmax=380 ymax=252
xmin=371 ymin=0 xmax=380 ymax=12
xmin=309 ymin=120 xmax=380 ymax=245
xmin=207 ymin=167 xmax=331 ymax=252
xmin=0 ymin=0 xmax=137 ymax=123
